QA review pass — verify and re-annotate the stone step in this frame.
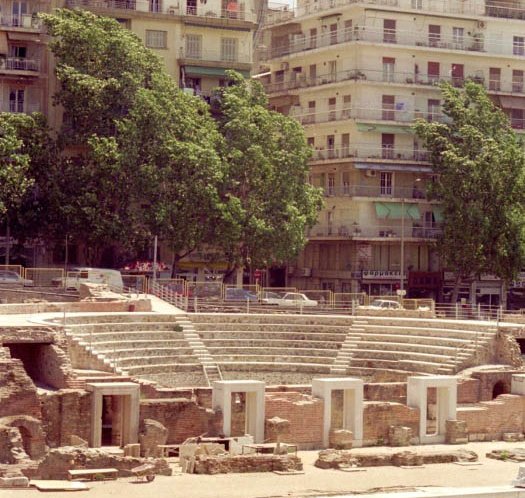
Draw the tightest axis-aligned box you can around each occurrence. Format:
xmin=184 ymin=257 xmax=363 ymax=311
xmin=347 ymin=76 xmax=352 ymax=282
xmin=211 ymin=354 xmax=336 ymax=365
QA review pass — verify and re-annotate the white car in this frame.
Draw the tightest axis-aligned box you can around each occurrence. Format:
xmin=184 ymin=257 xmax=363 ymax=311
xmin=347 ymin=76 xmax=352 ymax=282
xmin=362 ymin=299 xmax=403 ymax=310
xmin=260 ymin=291 xmax=284 ymax=305
xmin=0 ymin=270 xmax=33 ymax=287
xmin=275 ymin=292 xmax=318 ymax=307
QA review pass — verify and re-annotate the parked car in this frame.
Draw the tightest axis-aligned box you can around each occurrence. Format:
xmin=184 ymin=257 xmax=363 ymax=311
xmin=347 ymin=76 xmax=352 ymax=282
xmin=260 ymin=291 xmax=284 ymax=305
xmin=0 ymin=270 xmax=33 ymax=287
xmin=361 ymin=299 xmax=403 ymax=310
xmin=52 ymin=268 xmax=123 ymax=291
xmin=274 ymin=292 xmax=318 ymax=307
xmin=224 ymin=288 xmax=259 ymax=301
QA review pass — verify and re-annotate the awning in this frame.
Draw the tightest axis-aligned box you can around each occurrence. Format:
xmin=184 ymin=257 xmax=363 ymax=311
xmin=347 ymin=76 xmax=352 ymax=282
xmin=499 ymin=96 xmax=525 ymax=109
xmin=356 ymin=123 xmax=414 ymax=134
xmin=184 ymin=65 xmax=250 ymax=78
xmin=0 ymin=32 xmax=8 ymax=55
xmin=433 ymin=206 xmax=444 ymax=222
xmin=355 ymin=162 xmax=433 ymax=173
xmin=375 ymin=202 xmax=420 ymax=220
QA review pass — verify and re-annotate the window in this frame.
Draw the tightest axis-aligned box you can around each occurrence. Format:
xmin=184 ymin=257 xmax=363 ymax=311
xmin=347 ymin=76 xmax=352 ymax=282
xmin=309 ymin=64 xmax=316 ymax=82
xmin=411 ymin=0 xmax=422 ymax=8
xmin=428 ymin=99 xmax=440 ymax=122
xmin=514 ymin=36 xmax=525 ymax=56
xmin=451 ymin=63 xmax=464 ymax=87
xmin=427 ymin=61 xmax=440 ymax=83
xmin=328 ymin=60 xmax=337 ymax=81
xmin=149 ymin=0 xmax=161 ymax=12
xmin=382 ymin=95 xmax=395 ymax=121
xmin=344 ymin=20 xmax=352 ymax=41
xmin=381 ymin=133 xmax=394 ymax=159
xmin=342 ymin=170 xmax=350 ymax=194
xmin=305 ymin=100 xmax=315 ymax=124
xmin=428 ymin=24 xmax=441 ymax=47
xmin=11 ymin=1 xmax=27 ymax=26
xmin=513 ymin=70 xmax=524 ymax=93
xmin=380 ymin=172 xmax=393 ymax=196
xmin=185 ymin=34 xmax=202 ymax=58
xmin=9 ymin=45 xmax=26 ymax=58
xmin=9 ymin=89 xmax=24 ymax=113
xmin=221 ymin=37 xmax=238 ymax=62
xmin=452 ymin=27 xmax=464 ymax=48
xmin=383 ymin=19 xmax=396 ymax=43
xmin=330 ymin=23 xmax=338 ymax=45
xmin=341 ymin=133 xmax=350 ymax=158
xmin=327 ymin=135 xmax=336 ymax=158
xmin=309 ymin=28 xmax=317 ymax=49
xmin=328 ymin=174 xmax=335 ymax=196
xmin=307 ymin=137 xmax=315 ymax=147
xmin=145 ymin=30 xmax=167 ymax=49
xmin=383 ymin=57 xmax=395 ymax=82
xmin=489 ymin=67 xmax=501 ymax=91
xmin=328 ymin=97 xmax=336 ymax=121
xmin=342 ymin=94 xmax=351 ymax=118
xmin=511 ymin=108 xmax=524 ymax=129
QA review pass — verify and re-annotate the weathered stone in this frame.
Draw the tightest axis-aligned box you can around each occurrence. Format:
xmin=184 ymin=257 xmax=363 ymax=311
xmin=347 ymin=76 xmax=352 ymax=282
xmin=389 ymin=426 xmax=412 ymax=447
xmin=123 ymin=443 xmax=141 ymax=457
xmin=445 ymin=419 xmax=468 ymax=444
xmin=487 ymin=448 xmax=525 ymax=462
xmin=503 ymin=432 xmax=525 ymax=443
xmin=192 ymin=454 xmax=303 ymax=474
xmin=139 ymin=419 xmax=168 ymax=458
xmin=0 ymin=475 xmax=29 ymax=488
xmin=314 ymin=449 xmax=357 ymax=469
xmin=329 ymin=429 xmax=353 ymax=450
xmin=265 ymin=416 xmax=291 ymax=443
xmin=31 ymin=447 xmax=171 ymax=480
xmin=68 ymin=435 xmax=88 ymax=448
xmin=391 ymin=451 xmax=423 ymax=467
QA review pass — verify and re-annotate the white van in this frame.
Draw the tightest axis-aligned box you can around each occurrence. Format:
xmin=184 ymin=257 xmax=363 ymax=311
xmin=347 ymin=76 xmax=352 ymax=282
xmin=53 ymin=268 xmax=124 ymax=291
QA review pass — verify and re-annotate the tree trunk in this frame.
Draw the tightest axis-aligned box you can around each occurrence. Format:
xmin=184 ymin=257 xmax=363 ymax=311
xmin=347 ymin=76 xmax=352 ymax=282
xmin=222 ymin=263 xmax=239 ymax=284
xmin=451 ymin=274 xmax=462 ymax=304
xmin=5 ymin=220 xmax=9 ymax=265
xmin=170 ymin=252 xmax=181 ymax=279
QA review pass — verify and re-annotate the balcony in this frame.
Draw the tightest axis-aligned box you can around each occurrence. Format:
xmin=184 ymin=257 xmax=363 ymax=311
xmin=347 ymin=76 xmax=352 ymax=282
xmin=264 ymin=0 xmax=525 ymax=27
xmin=310 ymin=144 xmax=429 ymax=163
xmin=0 ymin=57 xmax=40 ymax=74
xmin=307 ymin=223 xmax=442 ymax=240
xmin=319 ymin=183 xmax=429 ymax=199
xmin=65 ymin=0 xmax=257 ymax=22
xmin=179 ymin=47 xmax=252 ymax=67
xmin=291 ymin=106 xmax=444 ymax=126
xmin=0 ymin=14 xmax=43 ymax=30
xmin=263 ymin=25 xmax=518 ymax=62
xmin=0 ymin=102 xmax=40 ymax=114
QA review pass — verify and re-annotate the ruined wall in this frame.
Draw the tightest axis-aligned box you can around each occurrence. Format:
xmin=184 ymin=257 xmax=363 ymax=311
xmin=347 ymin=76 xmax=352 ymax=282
xmin=363 ymin=402 xmax=419 ymax=446
xmin=0 ymin=358 xmax=41 ymax=420
xmin=40 ymin=390 xmax=91 ymax=448
xmin=457 ymin=378 xmax=481 ymax=404
xmin=140 ymin=399 xmax=216 ymax=444
xmin=364 ymin=383 xmax=406 ymax=403
xmin=457 ymin=394 xmax=525 ymax=441
xmin=265 ymin=392 xmax=323 ymax=449
xmin=494 ymin=331 xmax=524 ymax=368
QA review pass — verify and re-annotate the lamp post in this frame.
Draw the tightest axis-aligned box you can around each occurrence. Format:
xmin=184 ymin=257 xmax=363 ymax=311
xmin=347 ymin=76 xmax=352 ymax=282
xmin=400 ymin=198 xmax=405 ymax=293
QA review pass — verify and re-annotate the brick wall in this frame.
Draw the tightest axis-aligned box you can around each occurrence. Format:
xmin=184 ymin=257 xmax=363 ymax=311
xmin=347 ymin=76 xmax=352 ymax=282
xmin=265 ymin=392 xmax=323 ymax=449
xmin=40 ymin=390 xmax=91 ymax=447
xmin=363 ymin=402 xmax=419 ymax=445
xmin=457 ymin=378 xmax=481 ymax=404
xmin=0 ymin=359 xmax=41 ymax=420
xmin=140 ymin=399 xmax=215 ymax=444
xmin=365 ymin=383 xmax=407 ymax=403
xmin=457 ymin=394 xmax=525 ymax=441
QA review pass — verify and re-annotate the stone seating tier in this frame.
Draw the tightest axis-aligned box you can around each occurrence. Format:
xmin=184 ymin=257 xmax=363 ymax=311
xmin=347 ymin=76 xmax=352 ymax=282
xmin=196 ymin=331 xmax=347 ymax=342
xmin=63 ymin=314 xmax=178 ymax=324
xmin=123 ymin=363 xmax=203 ymax=375
xmin=79 ymin=339 xmax=190 ymax=351
xmin=73 ymin=331 xmax=186 ymax=343
xmin=67 ymin=322 xmax=184 ymax=333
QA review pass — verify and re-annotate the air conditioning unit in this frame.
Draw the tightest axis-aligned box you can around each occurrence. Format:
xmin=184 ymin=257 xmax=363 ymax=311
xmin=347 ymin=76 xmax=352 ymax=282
xmin=477 ymin=21 xmax=486 ymax=29
xmin=365 ymin=169 xmax=377 ymax=177
xmin=301 ymin=267 xmax=312 ymax=277
xmin=281 ymin=62 xmax=289 ymax=70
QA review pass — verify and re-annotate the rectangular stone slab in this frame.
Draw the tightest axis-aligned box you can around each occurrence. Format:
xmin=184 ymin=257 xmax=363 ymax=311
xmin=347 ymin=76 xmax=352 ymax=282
xmin=31 ymin=480 xmax=89 ymax=491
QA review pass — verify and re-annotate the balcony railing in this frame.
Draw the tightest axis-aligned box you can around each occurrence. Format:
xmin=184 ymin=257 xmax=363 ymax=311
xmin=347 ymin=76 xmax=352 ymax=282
xmin=292 ymin=106 xmax=445 ymax=125
xmin=0 ymin=14 xmax=43 ymax=29
xmin=66 ymin=0 xmax=257 ymax=22
xmin=1 ymin=58 xmax=40 ymax=72
xmin=264 ymin=0 xmax=525 ymax=26
xmin=0 ymin=102 xmax=41 ymax=114
xmin=310 ymin=145 xmax=429 ymax=162
xmin=308 ymin=223 xmax=442 ymax=239
xmin=262 ymin=25 xmax=516 ymax=61
xmin=180 ymin=47 xmax=251 ymax=64
xmin=317 ymin=184 xmax=429 ymax=199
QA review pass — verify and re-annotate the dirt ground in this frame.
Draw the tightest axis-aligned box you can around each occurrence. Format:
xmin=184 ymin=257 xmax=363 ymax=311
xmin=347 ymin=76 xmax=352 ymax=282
xmin=2 ymin=440 xmax=525 ymax=498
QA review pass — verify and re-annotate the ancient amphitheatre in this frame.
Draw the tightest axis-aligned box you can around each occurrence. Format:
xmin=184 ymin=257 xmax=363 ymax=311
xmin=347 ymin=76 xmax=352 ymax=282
xmin=2 ymin=281 xmax=525 ymax=496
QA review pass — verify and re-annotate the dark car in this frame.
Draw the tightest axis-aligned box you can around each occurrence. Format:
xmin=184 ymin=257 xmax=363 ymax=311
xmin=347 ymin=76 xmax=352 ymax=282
xmin=224 ymin=288 xmax=259 ymax=301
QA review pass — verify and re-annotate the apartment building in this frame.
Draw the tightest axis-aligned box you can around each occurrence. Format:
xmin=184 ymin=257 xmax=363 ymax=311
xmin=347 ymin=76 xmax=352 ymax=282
xmin=61 ymin=0 xmax=260 ymax=96
xmin=0 ymin=0 xmax=51 ymax=117
xmin=257 ymin=0 xmax=525 ymax=301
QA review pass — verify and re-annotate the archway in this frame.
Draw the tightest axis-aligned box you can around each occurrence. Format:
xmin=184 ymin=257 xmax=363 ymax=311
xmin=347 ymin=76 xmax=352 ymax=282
xmin=492 ymin=380 xmax=507 ymax=399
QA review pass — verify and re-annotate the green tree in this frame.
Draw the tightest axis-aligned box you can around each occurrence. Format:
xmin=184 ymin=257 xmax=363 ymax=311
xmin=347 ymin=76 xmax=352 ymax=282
xmin=113 ymin=73 xmax=225 ymax=274
xmin=214 ymin=71 xmax=323 ymax=281
xmin=414 ymin=81 xmax=525 ymax=301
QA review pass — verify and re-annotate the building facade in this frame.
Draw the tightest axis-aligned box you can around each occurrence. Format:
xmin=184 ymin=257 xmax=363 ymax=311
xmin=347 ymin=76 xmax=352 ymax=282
xmin=257 ymin=0 xmax=525 ymax=301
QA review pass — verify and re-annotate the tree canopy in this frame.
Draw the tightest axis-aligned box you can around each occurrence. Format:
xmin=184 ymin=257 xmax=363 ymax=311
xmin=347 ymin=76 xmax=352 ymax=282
xmin=214 ymin=71 xmax=323 ymax=280
xmin=414 ymin=81 xmax=525 ymax=297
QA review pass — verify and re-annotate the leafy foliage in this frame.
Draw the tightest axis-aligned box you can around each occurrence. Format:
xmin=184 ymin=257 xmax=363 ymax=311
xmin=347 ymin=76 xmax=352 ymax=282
xmin=414 ymin=81 xmax=525 ymax=290
xmin=214 ymin=71 xmax=323 ymax=277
